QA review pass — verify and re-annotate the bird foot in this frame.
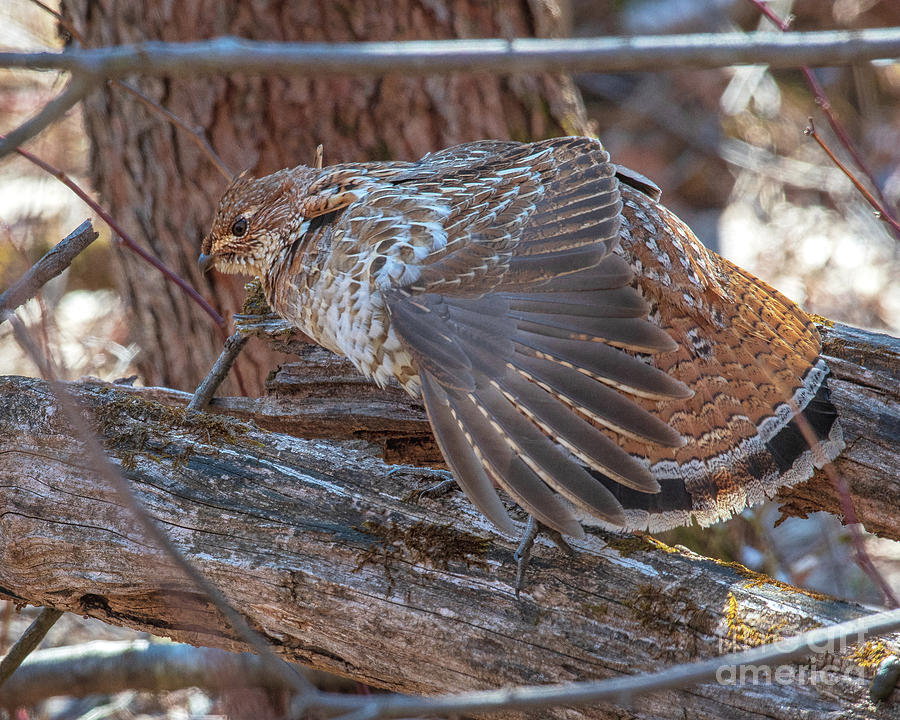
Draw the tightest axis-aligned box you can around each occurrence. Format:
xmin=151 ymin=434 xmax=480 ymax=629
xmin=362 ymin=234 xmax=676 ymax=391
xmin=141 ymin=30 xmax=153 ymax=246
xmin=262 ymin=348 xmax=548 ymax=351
xmin=397 ymin=468 xmax=457 ymax=503
xmin=513 ymin=516 xmax=574 ymax=597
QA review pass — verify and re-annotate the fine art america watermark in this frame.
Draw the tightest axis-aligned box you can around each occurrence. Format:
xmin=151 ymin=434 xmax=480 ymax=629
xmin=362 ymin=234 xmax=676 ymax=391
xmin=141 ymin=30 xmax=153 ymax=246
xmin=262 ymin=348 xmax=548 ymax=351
xmin=715 ymin=629 xmax=875 ymax=686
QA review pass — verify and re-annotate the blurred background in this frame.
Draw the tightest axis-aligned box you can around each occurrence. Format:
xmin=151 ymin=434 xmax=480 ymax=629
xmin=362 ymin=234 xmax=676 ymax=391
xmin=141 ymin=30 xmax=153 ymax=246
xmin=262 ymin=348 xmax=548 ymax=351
xmin=1 ymin=0 xmax=898 ymax=717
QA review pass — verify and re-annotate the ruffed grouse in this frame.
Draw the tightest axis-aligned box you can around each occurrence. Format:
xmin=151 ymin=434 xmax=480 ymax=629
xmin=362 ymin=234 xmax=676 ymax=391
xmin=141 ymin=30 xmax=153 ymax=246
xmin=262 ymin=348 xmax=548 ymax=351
xmin=200 ymin=137 xmax=844 ymax=538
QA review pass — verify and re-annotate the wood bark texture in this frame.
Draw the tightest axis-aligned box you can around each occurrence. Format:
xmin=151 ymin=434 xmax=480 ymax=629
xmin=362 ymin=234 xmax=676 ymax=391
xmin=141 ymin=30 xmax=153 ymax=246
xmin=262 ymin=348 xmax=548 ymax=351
xmin=61 ymin=0 xmax=590 ymax=395
xmin=139 ymin=314 xmax=900 ymax=542
xmin=0 ymin=321 xmax=898 ymax=719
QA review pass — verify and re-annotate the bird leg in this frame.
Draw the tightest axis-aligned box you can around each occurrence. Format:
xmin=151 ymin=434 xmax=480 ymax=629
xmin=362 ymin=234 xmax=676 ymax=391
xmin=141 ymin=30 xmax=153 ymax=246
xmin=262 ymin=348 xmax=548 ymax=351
xmin=514 ymin=515 xmax=574 ymax=596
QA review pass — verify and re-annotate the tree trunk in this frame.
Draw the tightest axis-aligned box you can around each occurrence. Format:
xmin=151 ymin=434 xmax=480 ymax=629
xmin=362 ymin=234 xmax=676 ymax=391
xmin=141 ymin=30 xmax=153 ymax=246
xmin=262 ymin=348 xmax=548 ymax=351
xmin=61 ymin=0 xmax=591 ymax=395
xmin=0 ymin=320 xmax=897 ymax=719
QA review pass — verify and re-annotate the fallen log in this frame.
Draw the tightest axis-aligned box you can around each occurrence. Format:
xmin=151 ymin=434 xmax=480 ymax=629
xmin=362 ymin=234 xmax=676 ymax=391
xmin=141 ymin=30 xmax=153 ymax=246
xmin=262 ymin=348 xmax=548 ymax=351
xmin=1 ymin=330 xmax=898 ymax=717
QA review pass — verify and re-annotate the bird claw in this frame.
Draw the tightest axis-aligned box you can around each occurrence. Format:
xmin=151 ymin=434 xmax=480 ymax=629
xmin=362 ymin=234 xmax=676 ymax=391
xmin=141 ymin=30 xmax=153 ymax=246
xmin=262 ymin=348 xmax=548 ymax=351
xmin=513 ymin=516 xmax=575 ymax=597
xmin=395 ymin=468 xmax=456 ymax=503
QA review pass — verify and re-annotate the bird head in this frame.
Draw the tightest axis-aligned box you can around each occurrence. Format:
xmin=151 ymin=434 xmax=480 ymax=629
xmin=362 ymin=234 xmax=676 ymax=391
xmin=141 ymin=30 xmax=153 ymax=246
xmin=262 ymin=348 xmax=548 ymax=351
xmin=200 ymin=167 xmax=314 ymax=277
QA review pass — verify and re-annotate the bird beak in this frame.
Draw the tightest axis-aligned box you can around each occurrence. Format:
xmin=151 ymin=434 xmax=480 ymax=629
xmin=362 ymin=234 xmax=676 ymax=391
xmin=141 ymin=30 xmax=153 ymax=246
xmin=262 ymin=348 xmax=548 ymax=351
xmin=198 ymin=253 xmax=215 ymax=273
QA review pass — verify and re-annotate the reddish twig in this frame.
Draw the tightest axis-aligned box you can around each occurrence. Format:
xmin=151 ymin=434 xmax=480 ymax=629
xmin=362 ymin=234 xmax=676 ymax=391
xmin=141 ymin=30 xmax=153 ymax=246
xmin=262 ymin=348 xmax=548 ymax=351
xmin=790 ymin=399 xmax=897 ymax=608
xmin=748 ymin=0 xmax=793 ymax=31
xmin=758 ymin=350 xmax=899 ymax=607
xmin=2 ymin=135 xmax=224 ymax=327
xmin=27 ymin=0 xmax=233 ymax=180
xmin=805 ymin=118 xmax=900 ymax=237
xmin=28 ymin=0 xmax=85 ymax=44
xmin=746 ymin=0 xmax=900 ymax=240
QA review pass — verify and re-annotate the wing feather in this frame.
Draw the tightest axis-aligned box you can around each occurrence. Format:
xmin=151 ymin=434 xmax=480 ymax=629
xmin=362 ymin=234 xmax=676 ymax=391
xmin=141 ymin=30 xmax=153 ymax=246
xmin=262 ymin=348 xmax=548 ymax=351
xmin=446 ymin=388 xmax=586 ymax=538
xmin=419 ymin=373 xmax=517 ymax=535
xmin=381 ymin=137 xmax=689 ymax=536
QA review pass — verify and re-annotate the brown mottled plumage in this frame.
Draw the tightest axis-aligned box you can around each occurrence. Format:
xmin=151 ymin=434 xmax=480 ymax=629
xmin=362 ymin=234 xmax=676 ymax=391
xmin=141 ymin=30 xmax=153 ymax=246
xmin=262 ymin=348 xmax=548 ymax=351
xmin=201 ymin=137 xmax=843 ymax=538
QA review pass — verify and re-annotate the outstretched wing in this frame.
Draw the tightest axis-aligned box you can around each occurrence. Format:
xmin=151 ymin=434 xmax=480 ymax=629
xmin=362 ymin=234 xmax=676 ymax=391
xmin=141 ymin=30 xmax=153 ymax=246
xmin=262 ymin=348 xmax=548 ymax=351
xmin=384 ymin=137 xmax=691 ymax=537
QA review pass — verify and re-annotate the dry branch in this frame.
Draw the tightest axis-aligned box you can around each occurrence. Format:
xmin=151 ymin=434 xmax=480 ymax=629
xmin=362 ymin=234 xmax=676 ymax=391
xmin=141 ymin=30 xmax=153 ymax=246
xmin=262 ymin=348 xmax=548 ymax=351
xmin=0 ymin=220 xmax=96 ymax=317
xmin=2 ymin=31 xmax=900 ymax=81
xmin=0 ymin=312 xmax=898 ymax=718
xmin=0 ymin=639 xmax=350 ymax=708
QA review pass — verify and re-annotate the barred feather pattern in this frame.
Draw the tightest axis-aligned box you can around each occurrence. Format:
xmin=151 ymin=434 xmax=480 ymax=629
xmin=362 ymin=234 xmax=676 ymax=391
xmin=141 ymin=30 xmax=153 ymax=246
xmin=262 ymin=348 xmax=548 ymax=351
xmin=202 ymin=136 xmax=843 ymax=538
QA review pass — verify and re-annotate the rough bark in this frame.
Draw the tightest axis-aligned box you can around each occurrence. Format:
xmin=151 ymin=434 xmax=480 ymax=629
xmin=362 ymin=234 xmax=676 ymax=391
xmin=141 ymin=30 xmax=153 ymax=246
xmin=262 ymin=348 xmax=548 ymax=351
xmin=0 ymin=321 xmax=898 ymax=719
xmin=777 ymin=322 xmax=900 ymax=540
xmin=133 ymin=315 xmax=900 ymax=542
xmin=62 ymin=0 xmax=590 ymax=395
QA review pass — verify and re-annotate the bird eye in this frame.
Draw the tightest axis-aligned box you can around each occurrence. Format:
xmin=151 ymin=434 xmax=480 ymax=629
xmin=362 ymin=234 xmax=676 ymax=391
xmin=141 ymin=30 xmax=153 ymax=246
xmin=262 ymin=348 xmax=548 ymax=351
xmin=231 ymin=217 xmax=249 ymax=237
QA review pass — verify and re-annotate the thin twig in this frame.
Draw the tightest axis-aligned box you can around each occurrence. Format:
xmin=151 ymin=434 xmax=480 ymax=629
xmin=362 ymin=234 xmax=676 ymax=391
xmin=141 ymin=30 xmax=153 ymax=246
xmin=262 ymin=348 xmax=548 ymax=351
xmin=800 ymin=67 xmax=887 ymax=207
xmin=291 ymin=607 xmax=900 ymax=718
xmin=805 ymin=118 xmax=900 ymax=237
xmin=746 ymin=0 xmax=900 ymax=239
xmin=27 ymin=0 xmax=86 ymax=44
xmin=27 ymin=0 xmax=233 ymax=180
xmin=0 ymin=608 xmax=63 ymax=690
xmin=0 ymin=30 xmax=898 ymax=78
xmin=781 ymin=385 xmax=898 ymax=608
xmin=187 ymin=331 xmax=250 ymax=412
xmin=0 ymin=74 xmax=92 ymax=160
xmin=831 ymin=468 xmax=900 ymax=608
xmin=315 ymin=144 xmax=324 ymax=170
xmin=2 ymin=136 xmax=225 ymax=327
xmin=0 ymin=219 xmax=97 ymax=318
xmin=3 ymin=311 xmax=315 ymax=699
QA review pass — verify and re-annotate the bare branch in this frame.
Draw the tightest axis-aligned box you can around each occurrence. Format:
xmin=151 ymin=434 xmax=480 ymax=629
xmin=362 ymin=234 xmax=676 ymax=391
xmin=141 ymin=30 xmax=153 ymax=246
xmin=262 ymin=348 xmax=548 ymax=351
xmin=1 ymin=639 xmax=347 ymax=707
xmin=0 ymin=220 xmax=97 ymax=318
xmin=187 ymin=331 xmax=250 ymax=412
xmin=0 ymin=608 xmax=63 ymax=690
xmin=746 ymin=0 xmax=900 ymax=239
xmin=0 ymin=75 xmax=92 ymax=160
xmin=805 ymin=118 xmax=900 ymax=237
xmin=3 ymin=139 xmax=225 ymax=327
xmin=0 ymin=30 xmax=898 ymax=80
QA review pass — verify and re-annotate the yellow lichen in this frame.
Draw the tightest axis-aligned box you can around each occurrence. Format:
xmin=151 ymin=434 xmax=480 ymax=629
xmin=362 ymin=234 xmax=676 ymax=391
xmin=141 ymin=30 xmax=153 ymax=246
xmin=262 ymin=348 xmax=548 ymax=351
xmin=643 ymin=535 xmax=681 ymax=553
xmin=603 ymin=533 xmax=681 ymax=557
xmin=851 ymin=640 xmax=893 ymax=670
xmin=712 ymin=559 xmax=829 ymax=601
xmin=724 ymin=591 xmax=792 ymax=649
xmin=809 ymin=313 xmax=835 ymax=328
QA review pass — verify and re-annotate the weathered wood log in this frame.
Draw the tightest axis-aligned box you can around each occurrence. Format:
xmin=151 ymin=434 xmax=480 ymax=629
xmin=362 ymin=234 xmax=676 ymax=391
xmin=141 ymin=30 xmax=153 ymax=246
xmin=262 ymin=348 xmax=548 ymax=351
xmin=777 ymin=322 xmax=900 ymax=540
xmin=120 ymin=316 xmax=900 ymax=541
xmin=0 ymin=367 xmax=898 ymax=718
